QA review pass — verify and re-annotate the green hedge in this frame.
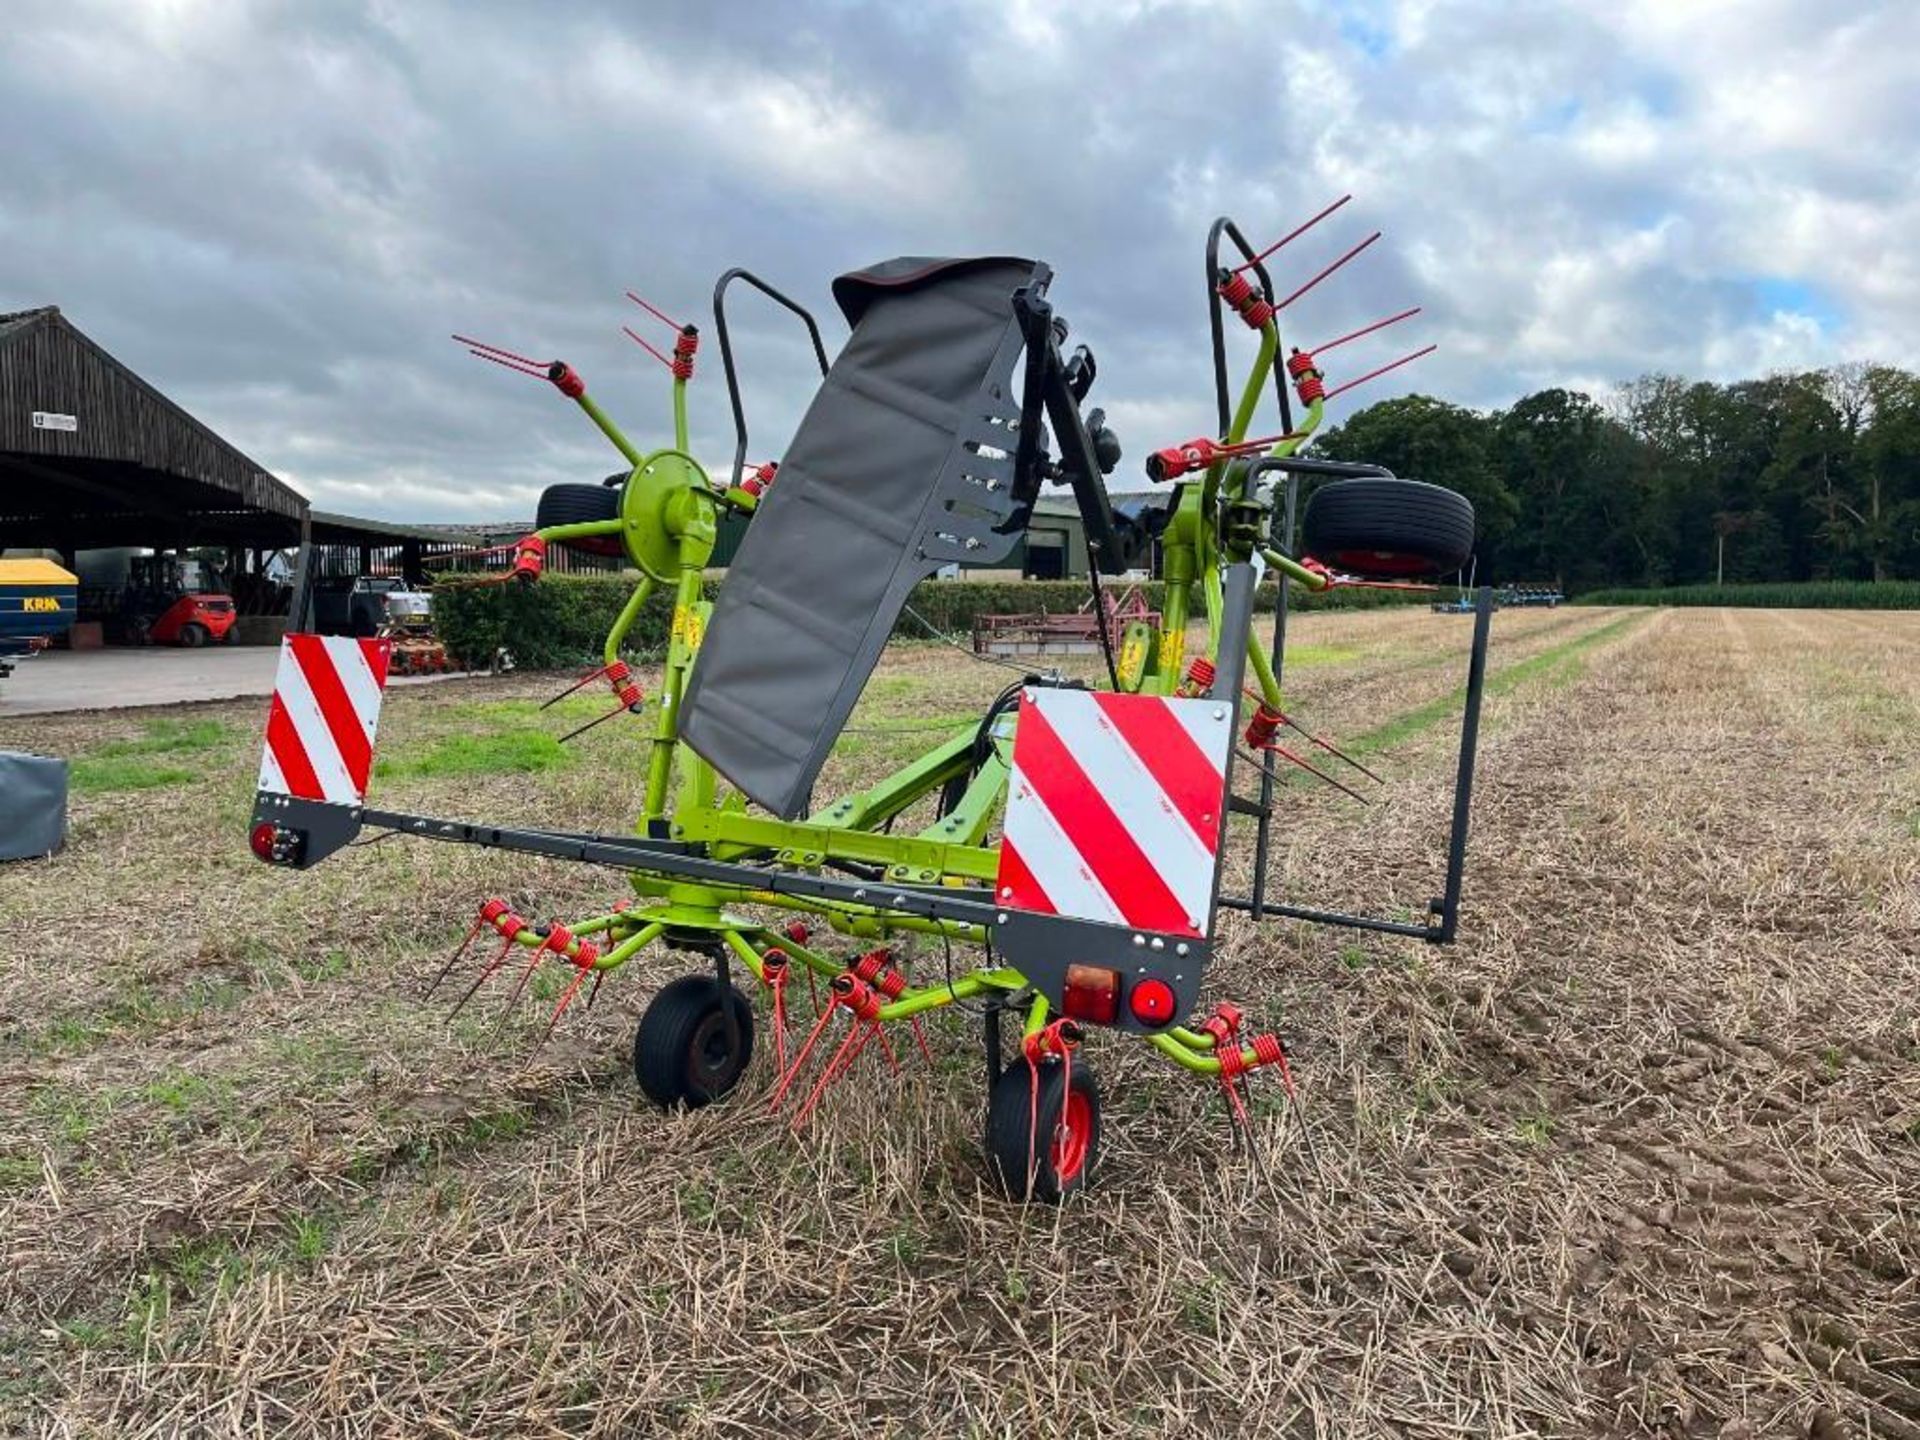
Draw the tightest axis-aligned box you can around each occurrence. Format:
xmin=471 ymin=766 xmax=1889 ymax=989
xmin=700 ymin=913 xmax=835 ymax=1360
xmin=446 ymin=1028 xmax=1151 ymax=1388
xmin=1574 ymin=581 xmax=1920 ymax=610
xmin=431 ymin=573 xmax=1432 ymax=670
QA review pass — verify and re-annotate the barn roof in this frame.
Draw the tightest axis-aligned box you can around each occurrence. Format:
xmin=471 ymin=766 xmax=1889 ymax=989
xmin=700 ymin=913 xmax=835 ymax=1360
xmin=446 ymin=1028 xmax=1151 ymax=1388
xmin=0 ymin=305 xmax=309 ymax=548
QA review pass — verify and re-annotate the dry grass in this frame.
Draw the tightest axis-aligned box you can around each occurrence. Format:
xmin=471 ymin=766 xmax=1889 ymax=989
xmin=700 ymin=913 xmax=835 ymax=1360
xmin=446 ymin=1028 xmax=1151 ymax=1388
xmin=2 ymin=607 xmax=1916 ymax=1437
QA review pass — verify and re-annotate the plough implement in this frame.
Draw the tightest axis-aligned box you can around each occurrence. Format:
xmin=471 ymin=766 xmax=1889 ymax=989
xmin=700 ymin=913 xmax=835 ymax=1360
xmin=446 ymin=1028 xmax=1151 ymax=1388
xmin=249 ymin=205 xmax=1492 ymax=1201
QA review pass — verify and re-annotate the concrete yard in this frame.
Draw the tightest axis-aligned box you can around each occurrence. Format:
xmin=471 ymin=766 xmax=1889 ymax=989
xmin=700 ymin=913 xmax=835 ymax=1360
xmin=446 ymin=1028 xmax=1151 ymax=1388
xmin=0 ymin=646 xmax=467 ymax=717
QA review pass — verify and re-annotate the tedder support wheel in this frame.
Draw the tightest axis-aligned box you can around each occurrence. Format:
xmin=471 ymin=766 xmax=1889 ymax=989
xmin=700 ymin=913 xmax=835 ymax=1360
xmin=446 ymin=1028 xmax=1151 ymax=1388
xmin=1300 ymin=477 xmax=1476 ymax=579
xmin=535 ymin=482 xmax=625 ymax=557
xmin=986 ymin=1059 xmax=1102 ymax=1203
xmin=634 ymin=974 xmax=755 ymax=1108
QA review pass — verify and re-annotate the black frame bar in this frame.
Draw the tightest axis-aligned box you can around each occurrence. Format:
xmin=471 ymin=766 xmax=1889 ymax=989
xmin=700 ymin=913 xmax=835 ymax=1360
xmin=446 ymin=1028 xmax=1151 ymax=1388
xmin=1206 ymin=216 xmax=1295 ymax=441
xmin=711 ymin=267 xmax=833 ymax=485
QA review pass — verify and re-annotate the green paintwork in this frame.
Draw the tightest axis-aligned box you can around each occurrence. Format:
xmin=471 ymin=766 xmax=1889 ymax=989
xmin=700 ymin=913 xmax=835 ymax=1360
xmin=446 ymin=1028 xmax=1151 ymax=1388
xmin=488 ymin=272 xmax=1343 ymax=1085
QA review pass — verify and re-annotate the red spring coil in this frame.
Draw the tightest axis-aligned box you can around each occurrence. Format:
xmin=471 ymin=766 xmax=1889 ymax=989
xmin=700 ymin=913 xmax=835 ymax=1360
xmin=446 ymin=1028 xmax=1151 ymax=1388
xmin=1251 ymin=1033 xmax=1286 ymax=1067
xmin=783 ymin=920 xmax=811 ymax=945
xmin=614 ymin=679 xmax=643 ymax=710
xmin=496 ymin=912 xmax=526 ymax=942
xmin=479 ymin=897 xmax=510 ymax=924
xmin=1245 ymin=702 xmax=1283 ymax=750
xmin=833 ymin=974 xmax=883 ymax=1023
xmin=671 ymin=328 xmax=698 ymax=382
xmin=851 ymin=947 xmax=893 ymax=984
xmin=1200 ymin=1000 xmax=1243 ymax=1049
xmin=1178 ymin=657 xmax=1216 ymax=697
xmin=572 ymin=940 xmax=600 ymax=969
xmin=544 ymin=924 xmax=573 ymax=954
xmin=605 ymin=659 xmax=632 ymax=685
xmin=1288 ymin=349 xmax=1326 ymax=404
xmin=1217 ymin=270 xmax=1274 ymax=329
xmin=743 ymin=461 xmax=779 ymax=498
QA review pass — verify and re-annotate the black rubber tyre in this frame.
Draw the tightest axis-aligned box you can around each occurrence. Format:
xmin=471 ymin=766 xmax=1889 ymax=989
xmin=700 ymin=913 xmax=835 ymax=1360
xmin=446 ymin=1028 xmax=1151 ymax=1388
xmin=179 ymin=621 xmax=208 ymax=648
xmin=985 ymin=1059 xmax=1102 ymax=1203
xmin=1301 ymin=477 xmax=1476 ymax=579
xmin=535 ymin=482 xmax=625 ymax=557
xmin=634 ymin=975 xmax=754 ymax=1108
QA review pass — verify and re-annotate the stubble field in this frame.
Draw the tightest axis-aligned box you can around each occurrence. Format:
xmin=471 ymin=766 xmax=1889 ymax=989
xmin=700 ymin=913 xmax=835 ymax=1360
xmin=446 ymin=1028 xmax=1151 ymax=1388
xmin=2 ymin=605 xmax=1916 ymax=1437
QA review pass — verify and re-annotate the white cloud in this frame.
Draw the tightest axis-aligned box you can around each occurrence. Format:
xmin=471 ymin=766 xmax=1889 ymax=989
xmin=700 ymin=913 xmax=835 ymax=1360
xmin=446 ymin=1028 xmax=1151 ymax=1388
xmin=2 ymin=0 xmax=1916 ymax=523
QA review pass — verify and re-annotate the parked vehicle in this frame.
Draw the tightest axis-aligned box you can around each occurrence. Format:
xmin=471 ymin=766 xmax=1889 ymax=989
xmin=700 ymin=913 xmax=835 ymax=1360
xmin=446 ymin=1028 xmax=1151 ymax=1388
xmin=312 ymin=575 xmax=428 ymax=638
xmin=0 ymin=557 xmax=78 ymax=679
xmin=120 ymin=554 xmax=237 ymax=646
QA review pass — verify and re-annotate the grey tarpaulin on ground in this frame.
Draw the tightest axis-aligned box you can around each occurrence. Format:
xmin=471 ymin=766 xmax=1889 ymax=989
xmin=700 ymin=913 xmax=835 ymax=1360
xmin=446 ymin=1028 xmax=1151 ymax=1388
xmin=678 ymin=255 xmax=1044 ymax=819
xmin=0 ymin=751 xmax=68 ymax=860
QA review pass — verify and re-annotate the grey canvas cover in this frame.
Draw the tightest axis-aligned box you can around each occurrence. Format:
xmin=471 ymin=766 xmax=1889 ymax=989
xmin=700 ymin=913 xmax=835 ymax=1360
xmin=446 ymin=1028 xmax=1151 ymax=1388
xmin=679 ymin=256 xmax=1044 ymax=818
xmin=0 ymin=750 xmax=68 ymax=860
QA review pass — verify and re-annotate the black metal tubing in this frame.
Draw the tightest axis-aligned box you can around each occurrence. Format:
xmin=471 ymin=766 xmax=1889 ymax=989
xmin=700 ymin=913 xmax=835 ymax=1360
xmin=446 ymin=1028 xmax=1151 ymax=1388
xmin=1233 ymin=449 xmax=1493 ymax=945
xmin=1433 ymin=584 xmax=1493 ymax=940
xmin=1205 ymin=216 xmax=1293 ymax=440
xmin=711 ymin=267 xmax=833 ymax=485
xmin=1246 ymin=457 xmax=1397 ymax=914
xmin=1219 ymin=580 xmax=1493 ymax=943
xmin=1010 ymin=283 xmax=1136 ymax=575
xmin=1249 ymin=471 xmax=1296 ymax=916
xmin=360 ymin=806 xmax=1007 ymax=928
xmin=1217 ymin=894 xmax=1444 ymax=939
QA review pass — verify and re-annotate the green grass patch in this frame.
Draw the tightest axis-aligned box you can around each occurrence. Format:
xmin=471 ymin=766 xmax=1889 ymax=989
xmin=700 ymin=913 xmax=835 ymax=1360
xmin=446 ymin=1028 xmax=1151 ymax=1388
xmin=375 ymin=730 xmax=569 ymax=779
xmin=69 ymin=718 xmax=231 ymax=791
xmin=69 ymin=757 xmax=198 ymax=793
xmin=1282 ymin=643 xmax=1361 ymax=668
xmin=1354 ymin=612 xmax=1642 ymax=754
xmin=1576 ymin=580 xmax=1920 ymax=609
xmin=90 ymin=718 xmax=231 ymax=758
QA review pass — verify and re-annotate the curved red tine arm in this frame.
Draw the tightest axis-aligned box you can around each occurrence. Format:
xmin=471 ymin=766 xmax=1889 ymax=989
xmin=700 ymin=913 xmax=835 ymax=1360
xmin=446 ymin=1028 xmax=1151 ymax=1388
xmin=1274 ymin=231 xmax=1381 ymax=312
xmin=1323 ymin=344 xmax=1438 ymax=401
xmin=1229 ymin=195 xmax=1353 ymax=276
xmin=1308 ymin=307 xmax=1422 ymax=355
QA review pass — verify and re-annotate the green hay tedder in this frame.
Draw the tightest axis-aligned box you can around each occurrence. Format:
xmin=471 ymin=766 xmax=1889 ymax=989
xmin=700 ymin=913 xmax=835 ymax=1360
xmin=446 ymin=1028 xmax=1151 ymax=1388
xmin=248 ymin=202 xmax=1491 ymax=1201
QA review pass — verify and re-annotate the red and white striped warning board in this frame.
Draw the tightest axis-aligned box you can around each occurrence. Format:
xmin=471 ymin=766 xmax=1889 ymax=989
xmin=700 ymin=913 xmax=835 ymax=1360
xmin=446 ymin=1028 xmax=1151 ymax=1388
xmin=257 ymin=635 xmax=392 ymax=805
xmin=996 ymin=689 xmax=1233 ymax=938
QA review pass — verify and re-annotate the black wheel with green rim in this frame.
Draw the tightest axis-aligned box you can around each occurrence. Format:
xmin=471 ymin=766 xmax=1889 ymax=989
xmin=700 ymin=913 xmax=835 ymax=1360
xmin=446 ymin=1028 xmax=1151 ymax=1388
xmin=634 ymin=975 xmax=754 ymax=1108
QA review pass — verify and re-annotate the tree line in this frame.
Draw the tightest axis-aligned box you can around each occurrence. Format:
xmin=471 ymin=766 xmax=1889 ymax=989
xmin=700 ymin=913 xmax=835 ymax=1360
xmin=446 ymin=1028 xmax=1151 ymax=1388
xmin=1308 ymin=365 xmax=1920 ymax=592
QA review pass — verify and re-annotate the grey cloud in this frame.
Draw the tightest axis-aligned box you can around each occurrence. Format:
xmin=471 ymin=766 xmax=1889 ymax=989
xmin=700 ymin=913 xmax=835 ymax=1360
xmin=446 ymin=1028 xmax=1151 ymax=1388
xmin=2 ymin=0 xmax=1914 ymax=524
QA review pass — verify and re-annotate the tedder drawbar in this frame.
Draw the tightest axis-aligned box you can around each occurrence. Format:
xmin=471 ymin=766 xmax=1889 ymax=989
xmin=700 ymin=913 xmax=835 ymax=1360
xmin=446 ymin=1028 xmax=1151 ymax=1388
xmin=250 ymin=203 xmax=1492 ymax=1201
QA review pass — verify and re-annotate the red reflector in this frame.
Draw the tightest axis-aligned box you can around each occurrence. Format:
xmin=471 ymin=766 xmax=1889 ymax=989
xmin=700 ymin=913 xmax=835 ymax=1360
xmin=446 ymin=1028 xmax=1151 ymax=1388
xmin=1062 ymin=964 xmax=1120 ymax=1026
xmin=1129 ymin=977 xmax=1177 ymax=1026
xmin=249 ymin=822 xmax=278 ymax=861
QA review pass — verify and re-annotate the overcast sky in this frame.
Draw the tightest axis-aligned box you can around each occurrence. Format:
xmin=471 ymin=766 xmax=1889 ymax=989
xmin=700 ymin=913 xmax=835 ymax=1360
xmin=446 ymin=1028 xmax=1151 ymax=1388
xmin=3 ymin=0 xmax=1914 ymax=523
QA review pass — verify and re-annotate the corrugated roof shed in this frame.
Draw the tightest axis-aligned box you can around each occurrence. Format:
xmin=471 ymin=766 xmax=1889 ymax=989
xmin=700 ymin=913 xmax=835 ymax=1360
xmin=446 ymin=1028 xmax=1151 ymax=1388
xmin=0 ymin=305 xmax=307 ymax=547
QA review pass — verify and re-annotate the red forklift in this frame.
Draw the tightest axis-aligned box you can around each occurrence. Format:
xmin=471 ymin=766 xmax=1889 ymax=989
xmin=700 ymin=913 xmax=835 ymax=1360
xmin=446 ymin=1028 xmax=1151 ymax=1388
xmin=119 ymin=554 xmax=238 ymax=647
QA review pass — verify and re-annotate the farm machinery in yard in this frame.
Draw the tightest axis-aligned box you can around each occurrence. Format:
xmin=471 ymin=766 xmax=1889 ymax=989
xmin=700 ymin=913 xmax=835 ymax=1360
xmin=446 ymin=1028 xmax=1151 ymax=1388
xmin=248 ymin=204 xmax=1493 ymax=1201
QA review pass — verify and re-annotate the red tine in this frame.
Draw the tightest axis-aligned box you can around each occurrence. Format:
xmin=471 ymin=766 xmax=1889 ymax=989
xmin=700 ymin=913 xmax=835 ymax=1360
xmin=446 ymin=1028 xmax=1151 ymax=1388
xmin=452 ymin=334 xmax=548 ymax=371
xmin=625 ymin=290 xmax=684 ymax=331
xmin=468 ymin=349 xmax=546 ymax=378
xmin=1231 ymin=195 xmax=1353 ymax=276
xmin=622 ymin=325 xmax=675 ymax=372
xmin=1274 ymin=231 xmax=1382 ymax=311
xmin=1310 ymin=306 xmax=1422 ymax=355
xmin=1324 ymin=344 xmax=1438 ymax=400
